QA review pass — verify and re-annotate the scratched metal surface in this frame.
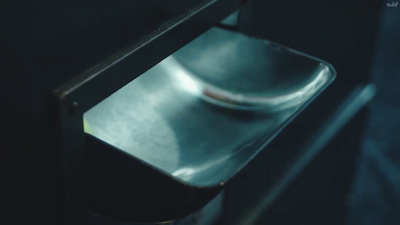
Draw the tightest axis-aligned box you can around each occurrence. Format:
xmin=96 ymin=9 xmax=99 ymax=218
xmin=84 ymin=28 xmax=334 ymax=186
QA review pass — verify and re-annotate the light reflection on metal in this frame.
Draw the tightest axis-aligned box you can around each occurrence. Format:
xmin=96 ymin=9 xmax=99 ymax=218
xmin=159 ymin=57 xmax=202 ymax=96
xmin=169 ymin=56 xmax=329 ymax=111
xmin=172 ymin=27 xmax=333 ymax=112
xmin=84 ymin=27 xmax=335 ymax=186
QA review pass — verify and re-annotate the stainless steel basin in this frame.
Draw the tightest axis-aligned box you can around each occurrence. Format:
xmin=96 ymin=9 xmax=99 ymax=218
xmin=83 ymin=27 xmax=335 ymax=222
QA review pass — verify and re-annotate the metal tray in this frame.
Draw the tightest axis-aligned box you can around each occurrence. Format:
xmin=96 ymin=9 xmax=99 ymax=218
xmin=84 ymin=27 xmax=335 ymax=223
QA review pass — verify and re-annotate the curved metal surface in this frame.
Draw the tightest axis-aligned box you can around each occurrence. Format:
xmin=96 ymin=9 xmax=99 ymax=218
xmin=84 ymin=27 xmax=334 ymax=187
xmin=173 ymin=28 xmax=331 ymax=111
xmin=83 ymin=27 xmax=335 ymax=222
